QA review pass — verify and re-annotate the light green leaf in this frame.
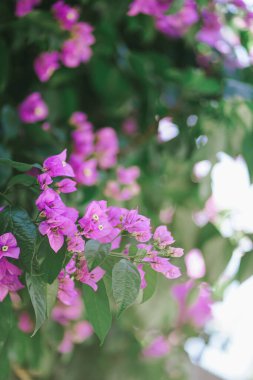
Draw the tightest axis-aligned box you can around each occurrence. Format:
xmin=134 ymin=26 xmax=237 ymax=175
xmin=85 ymin=240 xmax=111 ymax=270
xmin=112 ymin=259 xmax=141 ymax=317
xmin=46 ymin=279 xmax=59 ymax=318
xmin=142 ymin=265 xmax=157 ymax=303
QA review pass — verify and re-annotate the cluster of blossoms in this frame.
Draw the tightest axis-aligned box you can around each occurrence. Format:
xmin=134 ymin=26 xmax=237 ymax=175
xmin=141 ymin=248 xmax=212 ymax=359
xmin=69 ymin=111 xmax=141 ymax=202
xmin=0 ymin=233 xmax=23 ymax=301
xmin=128 ymin=0 xmax=199 ymax=38
xmin=52 ymin=268 xmax=93 ymax=353
xmin=104 ymin=166 xmax=140 ymax=201
xmin=35 ymin=149 xmax=183 ymax=289
xmin=128 ymin=0 xmax=253 ymax=68
xmin=69 ymin=112 xmax=119 ymax=186
xmin=16 ymin=1 xmax=95 ymax=81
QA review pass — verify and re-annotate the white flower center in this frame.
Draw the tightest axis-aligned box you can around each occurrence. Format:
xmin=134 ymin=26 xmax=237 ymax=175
xmin=2 ymin=245 xmax=8 ymax=252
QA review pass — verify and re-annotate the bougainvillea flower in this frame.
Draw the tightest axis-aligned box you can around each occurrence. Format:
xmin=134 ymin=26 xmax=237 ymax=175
xmin=95 ymin=127 xmax=119 ymax=169
xmin=18 ymin=312 xmax=34 ymax=334
xmin=34 ymin=51 xmax=60 ymax=82
xmin=52 ymin=290 xmax=83 ymax=325
xmin=67 ymin=234 xmax=85 ymax=253
xmin=123 ymin=210 xmax=152 ymax=242
xmin=58 ymin=271 xmax=78 ymax=306
xmin=56 ymin=178 xmax=77 ymax=193
xmin=79 ymin=201 xmax=114 ymax=241
xmin=52 ymin=0 xmax=79 ymax=30
xmin=153 ymin=225 xmax=175 ymax=249
xmin=70 ymin=157 xmax=98 ymax=186
xmin=36 ymin=188 xmax=66 ymax=216
xmin=117 ymin=166 xmax=140 ymax=185
xmin=155 ymin=0 xmax=199 ymax=38
xmin=15 ymin=0 xmax=41 ymax=17
xmin=196 ymin=10 xmax=222 ymax=48
xmin=69 ymin=111 xmax=88 ymax=128
xmin=61 ymin=22 xmax=95 ymax=67
xmin=0 ymin=258 xmax=24 ymax=301
xmin=142 ymin=336 xmax=170 ymax=358
xmin=39 ymin=215 xmax=77 ymax=252
xmin=171 ymin=281 xmax=212 ymax=327
xmin=128 ymin=0 xmax=170 ymax=17
xmin=71 ymin=129 xmax=94 ymax=156
xmin=137 ymin=264 xmax=147 ymax=289
xmin=170 ymin=247 xmax=184 ymax=257
xmin=76 ymin=259 xmax=105 ymax=291
xmin=18 ymin=92 xmax=48 ymax=123
xmin=144 ymin=253 xmax=181 ymax=279
xmin=43 ymin=149 xmax=75 ymax=178
xmin=37 ymin=173 xmax=53 ymax=190
xmin=58 ymin=320 xmax=93 ymax=353
xmin=0 ymin=233 xmax=20 ymax=260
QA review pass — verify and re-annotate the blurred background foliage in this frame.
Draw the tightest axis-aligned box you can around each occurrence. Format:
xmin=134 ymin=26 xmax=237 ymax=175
xmin=1 ymin=0 xmax=253 ymax=379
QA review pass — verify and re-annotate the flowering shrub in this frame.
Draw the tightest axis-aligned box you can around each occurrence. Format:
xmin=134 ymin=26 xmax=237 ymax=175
xmin=1 ymin=0 xmax=253 ymax=379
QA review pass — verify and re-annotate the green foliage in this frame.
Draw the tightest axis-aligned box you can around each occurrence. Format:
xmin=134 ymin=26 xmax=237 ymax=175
xmin=83 ymin=281 xmax=112 ymax=344
xmin=85 ymin=240 xmax=111 ymax=270
xmin=112 ymin=259 xmax=141 ymax=317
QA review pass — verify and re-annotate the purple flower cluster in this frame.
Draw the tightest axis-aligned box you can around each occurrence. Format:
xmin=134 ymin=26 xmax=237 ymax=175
xmin=31 ymin=1 xmax=95 ymax=82
xmin=69 ymin=112 xmax=119 ymax=186
xmin=0 ymin=233 xmax=23 ymax=301
xmin=128 ymin=0 xmax=198 ymax=38
xmin=104 ymin=166 xmax=140 ymax=201
xmin=15 ymin=0 xmax=41 ymax=17
xmin=36 ymin=150 xmax=79 ymax=253
xmin=52 ymin=269 xmax=93 ymax=353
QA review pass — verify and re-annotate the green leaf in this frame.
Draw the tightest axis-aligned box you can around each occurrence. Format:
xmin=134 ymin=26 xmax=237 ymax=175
xmin=142 ymin=265 xmax=157 ymax=303
xmin=83 ymin=281 xmax=112 ymax=344
xmin=112 ymin=259 xmax=141 ymax=317
xmin=0 ymin=158 xmax=42 ymax=172
xmin=1 ymin=105 xmax=20 ymax=141
xmin=39 ymin=238 xmax=67 ymax=284
xmin=237 ymin=251 xmax=253 ymax=283
xmin=0 ymin=206 xmax=38 ymax=272
xmin=7 ymin=174 xmax=37 ymax=189
xmin=85 ymin=240 xmax=111 ymax=270
xmin=26 ymin=273 xmax=47 ymax=336
xmin=0 ymin=296 xmax=14 ymax=355
xmin=46 ymin=279 xmax=59 ymax=318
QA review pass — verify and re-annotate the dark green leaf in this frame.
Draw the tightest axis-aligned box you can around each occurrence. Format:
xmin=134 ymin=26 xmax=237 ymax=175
xmin=112 ymin=259 xmax=141 ymax=317
xmin=7 ymin=174 xmax=37 ymax=189
xmin=0 ymin=158 xmax=42 ymax=172
xmin=39 ymin=238 xmax=67 ymax=284
xmin=83 ymin=281 xmax=112 ymax=344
